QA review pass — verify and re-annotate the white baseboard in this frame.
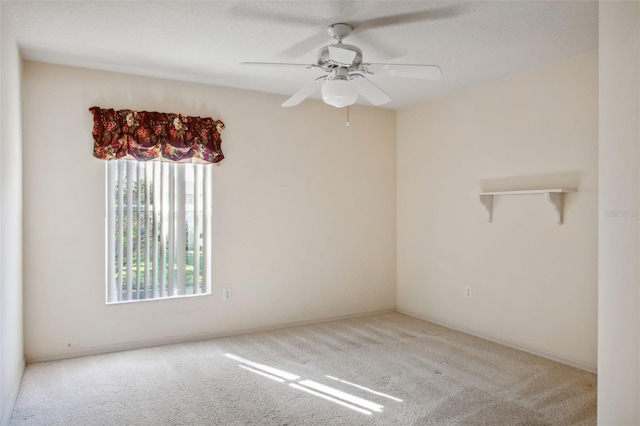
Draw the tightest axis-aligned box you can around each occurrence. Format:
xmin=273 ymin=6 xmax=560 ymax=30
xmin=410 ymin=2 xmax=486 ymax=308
xmin=25 ymin=308 xmax=397 ymax=364
xmin=397 ymin=309 xmax=597 ymax=374
xmin=27 ymin=308 xmax=595 ymax=374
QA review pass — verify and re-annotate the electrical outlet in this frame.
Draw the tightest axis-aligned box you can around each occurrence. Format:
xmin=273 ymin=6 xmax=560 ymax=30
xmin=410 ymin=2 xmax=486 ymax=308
xmin=464 ymin=286 xmax=472 ymax=299
xmin=223 ymin=287 xmax=232 ymax=301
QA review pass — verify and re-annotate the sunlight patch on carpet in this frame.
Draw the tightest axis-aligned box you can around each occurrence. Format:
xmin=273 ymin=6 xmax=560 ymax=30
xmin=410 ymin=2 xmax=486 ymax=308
xmin=224 ymin=352 xmax=389 ymax=416
xmin=326 ymin=375 xmax=403 ymax=402
xmin=289 ymin=383 xmax=373 ymax=415
xmin=224 ymin=353 xmax=299 ymax=380
xmin=238 ymin=365 xmax=286 ymax=383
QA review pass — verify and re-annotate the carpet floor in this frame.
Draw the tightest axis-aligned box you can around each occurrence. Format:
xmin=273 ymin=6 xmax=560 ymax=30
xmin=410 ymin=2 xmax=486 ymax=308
xmin=10 ymin=312 xmax=596 ymax=425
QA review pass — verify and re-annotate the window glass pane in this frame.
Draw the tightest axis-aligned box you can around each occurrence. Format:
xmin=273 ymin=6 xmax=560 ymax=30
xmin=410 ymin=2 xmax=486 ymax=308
xmin=106 ymin=160 xmax=211 ymax=303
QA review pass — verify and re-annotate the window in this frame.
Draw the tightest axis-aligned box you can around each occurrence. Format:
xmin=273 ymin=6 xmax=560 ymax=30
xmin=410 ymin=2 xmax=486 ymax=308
xmin=106 ymin=160 xmax=212 ymax=303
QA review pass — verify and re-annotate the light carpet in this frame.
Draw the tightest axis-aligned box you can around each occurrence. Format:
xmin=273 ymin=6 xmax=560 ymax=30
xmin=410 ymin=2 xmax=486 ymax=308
xmin=10 ymin=312 xmax=596 ymax=425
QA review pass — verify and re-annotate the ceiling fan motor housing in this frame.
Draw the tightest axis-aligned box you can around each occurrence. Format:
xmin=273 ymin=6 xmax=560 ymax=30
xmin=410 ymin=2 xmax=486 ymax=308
xmin=317 ymin=44 xmax=363 ymax=69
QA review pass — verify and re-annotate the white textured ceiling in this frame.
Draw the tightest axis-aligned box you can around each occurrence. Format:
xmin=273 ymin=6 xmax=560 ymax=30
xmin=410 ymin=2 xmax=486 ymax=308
xmin=4 ymin=0 xmax=598 ymax=109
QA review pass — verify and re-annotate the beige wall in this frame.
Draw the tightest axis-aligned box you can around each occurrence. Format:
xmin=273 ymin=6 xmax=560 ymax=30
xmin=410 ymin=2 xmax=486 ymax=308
xmin=598 ymin=1 xmax=640 ymax=424
xmin=21 ymin=62 xmax=397 ymax=361
xmin=397 ymin=52 xmax=598 ymax=371
xmin=0 ymin=7 xmax=25 ymax=425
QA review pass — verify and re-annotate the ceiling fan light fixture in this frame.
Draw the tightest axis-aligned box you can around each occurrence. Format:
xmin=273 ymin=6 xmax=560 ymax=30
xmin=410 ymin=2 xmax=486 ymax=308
xmin=321 ymin=78 xmax=358 ymax=108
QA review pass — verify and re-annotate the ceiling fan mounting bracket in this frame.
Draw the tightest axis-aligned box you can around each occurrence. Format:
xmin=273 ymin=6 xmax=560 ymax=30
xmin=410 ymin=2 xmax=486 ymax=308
xmin=327 ymin=23 xmax=352 ymax=41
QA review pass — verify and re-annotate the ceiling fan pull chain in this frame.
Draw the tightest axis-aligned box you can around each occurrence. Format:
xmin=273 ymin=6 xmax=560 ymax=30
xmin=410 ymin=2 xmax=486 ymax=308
xmin=346 ymin=105 xmax=350 ymax=127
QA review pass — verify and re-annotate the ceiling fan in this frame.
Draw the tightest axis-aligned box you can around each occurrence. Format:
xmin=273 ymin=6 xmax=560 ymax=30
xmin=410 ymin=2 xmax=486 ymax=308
xmin=241 ymin=23 xmax=442 ymax=108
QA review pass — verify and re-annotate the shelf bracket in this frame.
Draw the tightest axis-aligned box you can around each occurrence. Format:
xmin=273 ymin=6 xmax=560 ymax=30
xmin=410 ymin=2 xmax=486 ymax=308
xmin=479 ymin=194 xmax=494 ymax=222
xmin=546 ymin=191 xmax=564 ymax=225
xmin=475 ymin=189 xmax=575 ymax=225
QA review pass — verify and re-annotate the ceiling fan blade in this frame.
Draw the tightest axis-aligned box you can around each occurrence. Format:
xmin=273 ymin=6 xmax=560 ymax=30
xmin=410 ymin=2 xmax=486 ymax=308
xmin=366 ymin=63 xmax=442 ymax=80
xmin=241 ymin=62 xmax=318 ymax=69
xmin=229 ymin=5 xmax=319 ymax=27
xmin=282 ymin=77 xmax=327 ymax=107
xmin=352 ymin=75 xmax=391 ymax=106
xmin=278 ymin=33 xmax=328 ymax=58
xmin=328 ymin=45 xmax=357 ymax=66
xmin=355 ymin=6 xmax=464 ymax=32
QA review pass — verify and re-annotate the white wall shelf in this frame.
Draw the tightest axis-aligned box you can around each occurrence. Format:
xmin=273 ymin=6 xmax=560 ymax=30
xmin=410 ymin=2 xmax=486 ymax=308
xmin=476 ymin=189 xmax=576 ymax=225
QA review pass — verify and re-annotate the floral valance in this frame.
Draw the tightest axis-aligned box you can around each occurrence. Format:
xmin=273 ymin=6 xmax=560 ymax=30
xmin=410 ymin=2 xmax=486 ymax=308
xmin=90 ymin=106 xmax=225 ymax=163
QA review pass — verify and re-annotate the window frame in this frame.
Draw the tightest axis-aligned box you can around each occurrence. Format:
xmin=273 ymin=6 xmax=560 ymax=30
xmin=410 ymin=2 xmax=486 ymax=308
xmin=105 ymin=159 xmax=213 ymax=304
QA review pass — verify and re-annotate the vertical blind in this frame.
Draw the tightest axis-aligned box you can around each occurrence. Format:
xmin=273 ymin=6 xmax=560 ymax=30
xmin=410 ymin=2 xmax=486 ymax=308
xmin=106 ymin=160 xmax=212 ymax=303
